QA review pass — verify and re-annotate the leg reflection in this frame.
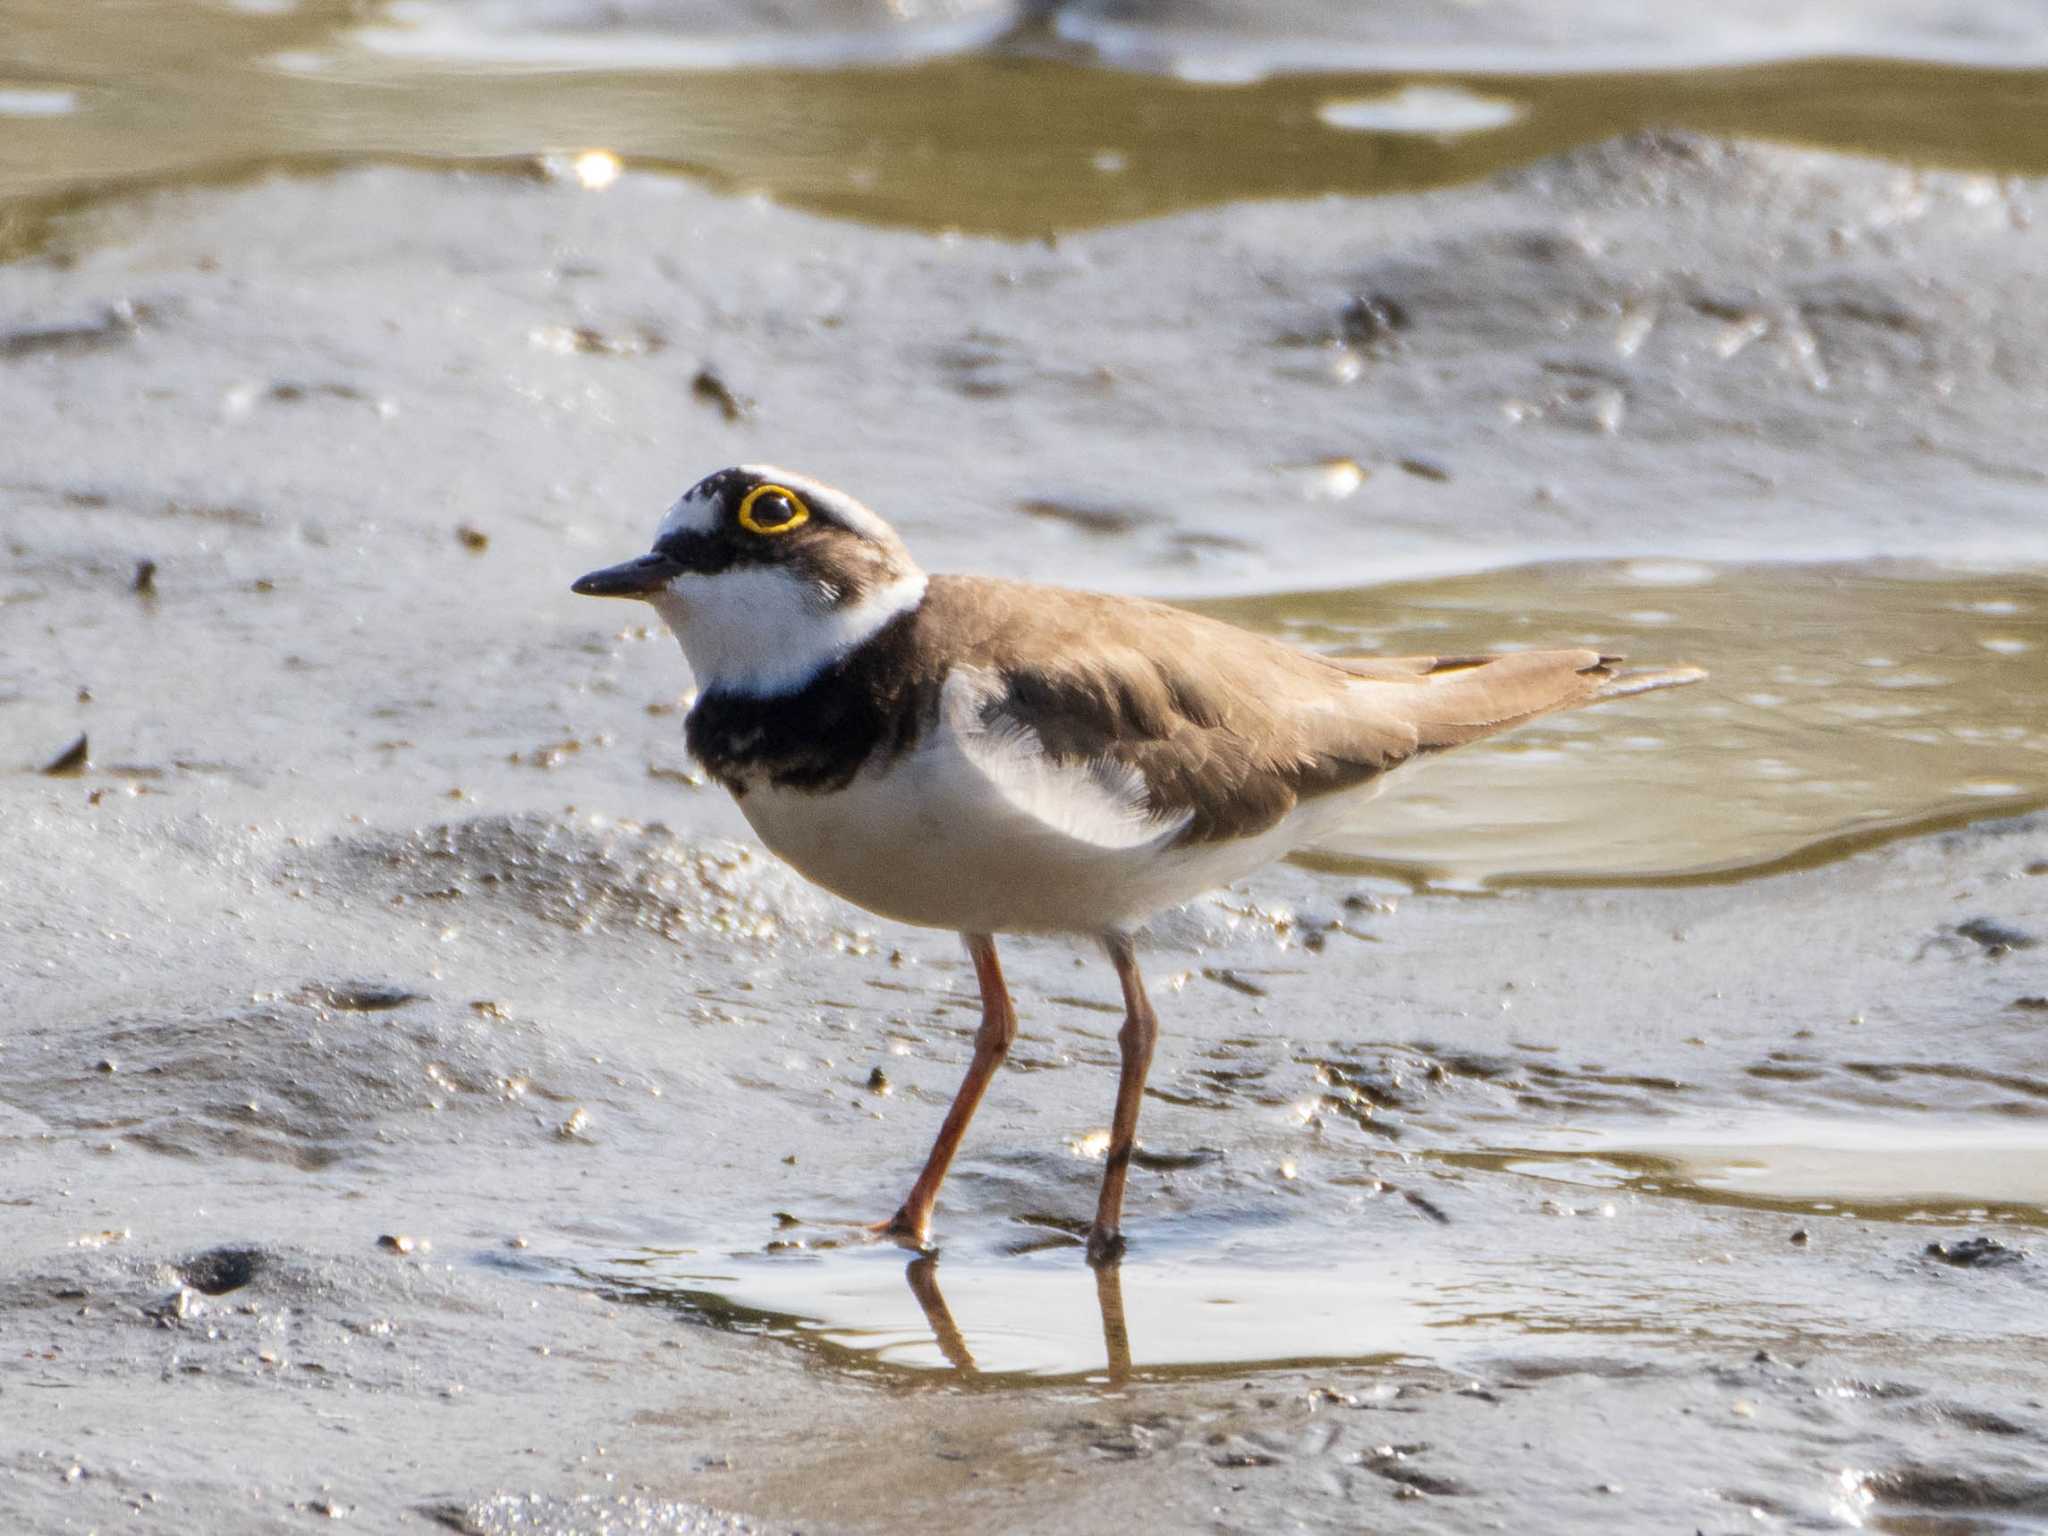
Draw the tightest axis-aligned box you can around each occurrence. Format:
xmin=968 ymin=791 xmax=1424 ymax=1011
xmin=904 ymin=1255 xmax=977 ymax=1376
xmin=899 ymin=1252 xmax=1136 ymax=1385
xmin=1094 ymin=1259 xmax=1132 ymax=1388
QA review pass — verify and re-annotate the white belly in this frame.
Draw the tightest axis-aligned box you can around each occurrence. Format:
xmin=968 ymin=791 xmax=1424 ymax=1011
xmin=729 ymin=688 xmax=1381 ymax=936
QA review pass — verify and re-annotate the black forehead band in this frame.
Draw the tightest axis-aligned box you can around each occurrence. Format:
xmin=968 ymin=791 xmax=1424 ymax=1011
xmin=689 ymin=468 xmax=755 ymax=504
xmin=651 ymin=528 xmax=737 ymax=574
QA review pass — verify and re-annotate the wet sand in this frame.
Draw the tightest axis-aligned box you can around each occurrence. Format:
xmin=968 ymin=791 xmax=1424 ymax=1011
xmin=5 ymin=126 xmax=2048 ymax=1532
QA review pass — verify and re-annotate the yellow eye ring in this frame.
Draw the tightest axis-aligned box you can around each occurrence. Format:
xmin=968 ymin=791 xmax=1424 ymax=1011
xmin=737 ymin=483 xmax=810 ymax=537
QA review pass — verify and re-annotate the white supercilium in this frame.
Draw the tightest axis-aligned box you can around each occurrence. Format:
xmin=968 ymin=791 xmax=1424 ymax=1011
xmin=656 ymin=463 xmax=900 ymax=548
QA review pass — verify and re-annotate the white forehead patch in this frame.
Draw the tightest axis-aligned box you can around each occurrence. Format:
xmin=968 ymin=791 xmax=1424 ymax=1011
xmin=655 ymin=481 xmax=721 ymax=541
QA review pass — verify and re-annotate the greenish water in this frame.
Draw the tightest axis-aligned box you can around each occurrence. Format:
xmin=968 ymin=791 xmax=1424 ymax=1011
xmin=1202 ymin=562 xmax=2048 ymax=887
xmin=8 ymin=0 xmax=2048 ymax=242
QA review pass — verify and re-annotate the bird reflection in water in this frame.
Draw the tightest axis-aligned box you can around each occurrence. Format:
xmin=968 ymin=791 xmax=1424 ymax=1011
xmin=902 ymin=1254 xmax=1132 ymax=1386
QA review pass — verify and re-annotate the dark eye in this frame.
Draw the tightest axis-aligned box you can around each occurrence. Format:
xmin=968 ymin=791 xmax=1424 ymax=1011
xmin=736 ymin=484 xmax=810 ymax=536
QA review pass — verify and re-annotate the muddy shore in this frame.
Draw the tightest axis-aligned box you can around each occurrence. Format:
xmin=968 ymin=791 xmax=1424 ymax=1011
xmin=5 ymin=133 xmax=2048 ymax=1533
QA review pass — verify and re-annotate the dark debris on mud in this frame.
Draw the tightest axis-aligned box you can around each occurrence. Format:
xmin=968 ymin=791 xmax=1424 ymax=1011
xmin=177 ymin=1245 xmax=270 ymax=1296
xmin=1924 ymin=1236 xmax=2028 ymax=1270
xmin=1953 ymin=917 xmax=2040 ymax=957
xmin=1869 ymin=1463 xmax=2048 ymax=1523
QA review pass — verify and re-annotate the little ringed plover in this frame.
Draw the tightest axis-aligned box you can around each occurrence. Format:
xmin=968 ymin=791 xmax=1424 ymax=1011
xmin=573 ymin=465 xmax=1704 ymax=1263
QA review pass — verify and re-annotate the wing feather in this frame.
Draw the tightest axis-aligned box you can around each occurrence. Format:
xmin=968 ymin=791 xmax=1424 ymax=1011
xmin=919 ymin=577 xmax=1702 ymax=848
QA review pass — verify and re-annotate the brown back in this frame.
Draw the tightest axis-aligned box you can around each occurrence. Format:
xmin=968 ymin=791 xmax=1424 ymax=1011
xmin=923 ymin=576 xmax=1642 ymax=845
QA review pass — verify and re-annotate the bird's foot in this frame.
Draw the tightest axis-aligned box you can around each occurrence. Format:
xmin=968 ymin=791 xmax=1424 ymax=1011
xmin=1084 ymin=1224 xmax=1126 ymax=1268
xmin=867 ymin=1208 xmax=933 ymax=1253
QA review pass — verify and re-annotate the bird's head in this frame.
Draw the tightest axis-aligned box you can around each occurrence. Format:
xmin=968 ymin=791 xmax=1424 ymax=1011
xmin=573 ymin=465 xmax=926 ymax=696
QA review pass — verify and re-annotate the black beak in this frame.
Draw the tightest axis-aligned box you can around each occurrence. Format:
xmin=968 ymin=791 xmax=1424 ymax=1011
xmin=571 ymin=552 xmax=681 ymax=598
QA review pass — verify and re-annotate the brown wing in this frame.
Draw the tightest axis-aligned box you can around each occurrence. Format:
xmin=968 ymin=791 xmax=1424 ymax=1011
xmin=1322 ymin=654 xmax=1494 ymax=680
xmin=921 ymin=577 xmax=1700 ymax=846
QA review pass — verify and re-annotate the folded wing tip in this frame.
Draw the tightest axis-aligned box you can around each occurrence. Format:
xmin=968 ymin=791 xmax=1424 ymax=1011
xmin=1594 ymin=663 xmax=1709 ymax=700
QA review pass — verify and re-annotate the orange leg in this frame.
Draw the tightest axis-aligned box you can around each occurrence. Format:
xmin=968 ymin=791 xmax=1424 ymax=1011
xmin=879 ymin=933 xmax=1016 ymax=1248
xmin=1087 ymin=933 xmax=1159 ymax=1266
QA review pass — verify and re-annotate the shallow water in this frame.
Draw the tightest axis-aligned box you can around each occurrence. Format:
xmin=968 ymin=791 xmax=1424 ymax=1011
xmin=587 ymin=1241 xmax=1431 ymax=1384
xmin=11 ymin=0 xmax=2048 ymax=238
xmin=1443 ymin=1118 xmax=2048 ymax=1223
xmin=560 ymin=1105 xmax=2048 ymax=1383
xmin=1206 ymin=562 xmax=2048 ymax=885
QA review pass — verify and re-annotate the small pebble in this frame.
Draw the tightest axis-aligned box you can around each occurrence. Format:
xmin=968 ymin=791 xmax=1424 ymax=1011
xmin=691 ymin=368 xmax=747 ymax=422
xmin=41 ymin=734 xmax=90 ymax=776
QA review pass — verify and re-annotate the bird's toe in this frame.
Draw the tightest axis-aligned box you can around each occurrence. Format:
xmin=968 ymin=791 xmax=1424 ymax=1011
xmin=868 ymin=1209 xmax=934 ymax=1253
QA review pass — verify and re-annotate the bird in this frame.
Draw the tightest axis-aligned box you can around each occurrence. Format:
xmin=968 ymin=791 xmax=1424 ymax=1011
xmin=572 ymin=465 xmax=1704 ymax=1264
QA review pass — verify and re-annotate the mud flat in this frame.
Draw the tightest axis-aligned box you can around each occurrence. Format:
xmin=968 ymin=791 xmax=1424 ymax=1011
xmin=4 ymin=134 xmax=2048 ymax=1532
